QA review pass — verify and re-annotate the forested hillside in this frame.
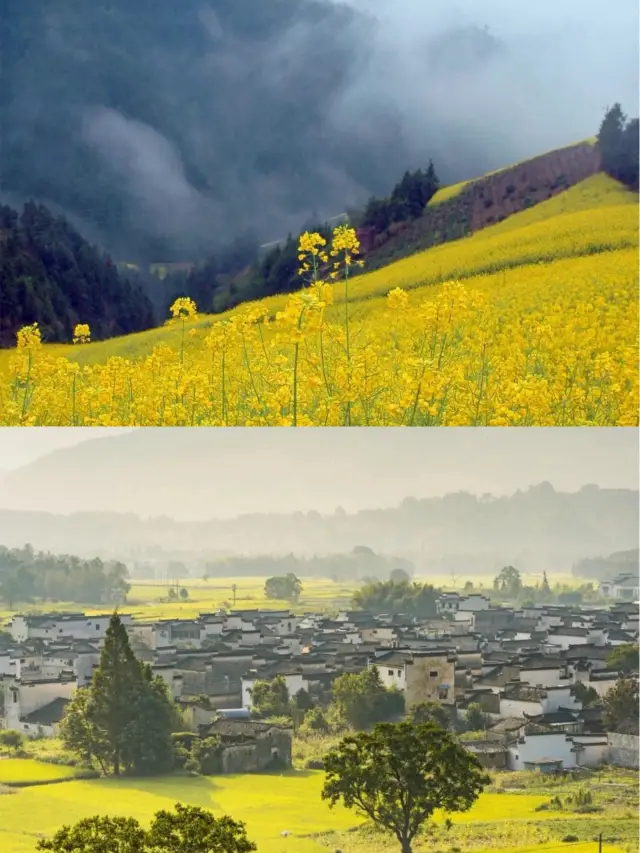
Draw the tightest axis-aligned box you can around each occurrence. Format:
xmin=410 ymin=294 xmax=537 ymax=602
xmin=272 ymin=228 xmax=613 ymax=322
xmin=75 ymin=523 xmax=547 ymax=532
xmin=5 ymin=0 xmax=633 ymax=266
xmin=0 ymin=202 xmax=154 ymax=346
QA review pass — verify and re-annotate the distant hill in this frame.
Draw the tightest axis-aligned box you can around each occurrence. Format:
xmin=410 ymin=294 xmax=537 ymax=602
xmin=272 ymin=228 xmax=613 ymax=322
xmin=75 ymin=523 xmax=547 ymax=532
xmin=0 ymin=430 xmax=636 ymax=569
xmin=0 ymin=201 xmax=155 ymax=347
xmin=0 ymin=484 xmax=635 ymax=574
xmin=572 ymin=548 xmax=640 ymax=581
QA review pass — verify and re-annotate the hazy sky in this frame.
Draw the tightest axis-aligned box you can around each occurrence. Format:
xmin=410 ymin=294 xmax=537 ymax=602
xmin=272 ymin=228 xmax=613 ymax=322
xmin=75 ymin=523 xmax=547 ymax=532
xmin=0 ymin=428 xmax=637 ymax=519
xmin=0 ymin=428 xmax=134 ymax=470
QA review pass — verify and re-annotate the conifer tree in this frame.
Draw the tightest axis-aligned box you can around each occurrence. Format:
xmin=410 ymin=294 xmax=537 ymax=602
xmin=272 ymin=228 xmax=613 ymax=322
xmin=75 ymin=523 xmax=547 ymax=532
xmin=60 ymin=613 xmax=178 ymax=775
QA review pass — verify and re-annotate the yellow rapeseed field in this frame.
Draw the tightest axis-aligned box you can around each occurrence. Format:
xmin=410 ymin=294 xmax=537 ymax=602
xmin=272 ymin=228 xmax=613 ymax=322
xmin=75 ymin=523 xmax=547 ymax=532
xmin=0 ymin=174 xmax=637 ymax=426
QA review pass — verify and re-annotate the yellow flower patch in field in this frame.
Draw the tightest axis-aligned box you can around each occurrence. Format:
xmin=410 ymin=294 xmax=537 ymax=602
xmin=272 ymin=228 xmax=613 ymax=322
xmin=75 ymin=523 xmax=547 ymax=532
xmin=0 ymin=176 xmax=637 ymax=426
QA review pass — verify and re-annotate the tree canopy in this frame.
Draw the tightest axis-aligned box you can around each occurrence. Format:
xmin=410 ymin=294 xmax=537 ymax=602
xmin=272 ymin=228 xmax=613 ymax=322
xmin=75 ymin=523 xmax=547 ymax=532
xmin=606 ymin=643 xmax=639 ymax=675
xmin=37 ymin=803 xmax=256 ymax=853
xmin=331 ymin=666 xmax=404 ymax=730
xmin=602 ymin=676 xmax=639 ymax=735
xmin=0 ymin=202 xmax=154 ymax=348
xmin=264 ymin=574 xmax=302 ymax=602
xmin=0 ymin=543 xmax=130 ymax=608
xmin=493 ymin=565 xmax=522 ymax=599
xmin=352 ymin=580 xmax=439 ymax=619
xmin=60 ymin=613 xmax=180 ymax=775
xmin=322 ymin=721 xmax=489 ymax=853
xmin=598 ymin=104 xmax=639 ymax=191
xmin=250 ymin=675 xmax=291 ymax=719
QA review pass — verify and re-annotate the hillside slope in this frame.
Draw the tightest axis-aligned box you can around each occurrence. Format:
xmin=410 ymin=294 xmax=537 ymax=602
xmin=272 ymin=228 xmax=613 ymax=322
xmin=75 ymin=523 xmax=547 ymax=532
xmin=0 ymin=202 xmax=155 ymax=347
xmin=0 ymin=169 xmax=636 ymax=425
xmin=359 ymin=140 xmax=601 ymax=269
xmin=8 ymin=170 xmax=631 ymax=363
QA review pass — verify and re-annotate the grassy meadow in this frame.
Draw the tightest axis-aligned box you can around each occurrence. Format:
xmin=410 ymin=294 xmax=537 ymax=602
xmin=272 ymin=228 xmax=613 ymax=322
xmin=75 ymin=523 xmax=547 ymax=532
xmin=0 ymin=571 xmax=587 ymax=626
xmin=0 ymin=577 xmax=357 ymax=625
xmin=0 ymin=759 xmax=636 ymax=853
xmin=0 ymin=171 xmax=637 ymax=426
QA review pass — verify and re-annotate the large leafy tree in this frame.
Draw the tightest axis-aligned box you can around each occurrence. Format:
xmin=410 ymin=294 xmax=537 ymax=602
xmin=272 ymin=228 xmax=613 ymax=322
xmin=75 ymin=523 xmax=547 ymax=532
xmin=352 ymin=580 xmax=438 ymax=618
xmin=264 ymin=573 xmax=302 ymax=602
xmin=36 ymin=804 xmax=256 ymax=853
xmin=37 ymin=817 xmax=147 ymax=853
xmin=60 ymin=613 xmax=179 ymax=775
xmin=493 ymin=565 xmax=522 ymax=598
xmin=332 ymin=667 xmax=404 ymax=730
xmin=147 ymin=803 xmax=256 ymax=853
xmin=322 ymin=721 xmax=489 ymax=853
xmin=602 ymin=676 xmax=639 ymax=734
xmin=250 ymin=675 xmax=291 ymax=718
xmin=407 ymin=702 xmax=450 ymax=730
xmin=606 ymin=643 xmax=639 ymax=675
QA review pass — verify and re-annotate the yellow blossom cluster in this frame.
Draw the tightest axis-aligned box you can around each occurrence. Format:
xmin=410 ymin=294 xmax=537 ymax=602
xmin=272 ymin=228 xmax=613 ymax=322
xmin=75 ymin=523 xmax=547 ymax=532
xmin=73 ymin=324 xmax=91 ymax=345
xmin=169 ymin=297 xmax=198 ymax=320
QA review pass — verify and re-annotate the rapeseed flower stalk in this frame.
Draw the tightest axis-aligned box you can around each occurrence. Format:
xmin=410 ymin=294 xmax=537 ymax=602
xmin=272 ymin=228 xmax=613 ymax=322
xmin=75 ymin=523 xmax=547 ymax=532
xmin=169 ymin=297 xmax=198 ymax=364
xmin=73 ymin=324 xmax=91 ymax=344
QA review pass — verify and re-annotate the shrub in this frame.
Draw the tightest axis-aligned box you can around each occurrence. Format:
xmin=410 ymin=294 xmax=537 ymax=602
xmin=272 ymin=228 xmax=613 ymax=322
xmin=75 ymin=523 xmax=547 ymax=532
xmin=0 ymin=730 xmax=26 ymax=754
xmin=190 ymin=736 xmax=222 ymax=776
xmin=299 ymin=708 xmax=330 ymax=736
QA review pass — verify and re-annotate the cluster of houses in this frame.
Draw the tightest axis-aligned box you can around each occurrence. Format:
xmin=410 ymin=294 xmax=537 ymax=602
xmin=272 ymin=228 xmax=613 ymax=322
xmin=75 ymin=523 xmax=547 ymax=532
xmin=0 ymin=594 xmax=638 ymax=774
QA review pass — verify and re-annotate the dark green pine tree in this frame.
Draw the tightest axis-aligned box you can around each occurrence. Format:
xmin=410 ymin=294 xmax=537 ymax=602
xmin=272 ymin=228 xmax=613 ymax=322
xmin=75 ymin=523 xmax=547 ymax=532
xmin=87 ymin=613 xmax=144 ymax=776
xmin=60 ymin=612 xmax=178 ymax=775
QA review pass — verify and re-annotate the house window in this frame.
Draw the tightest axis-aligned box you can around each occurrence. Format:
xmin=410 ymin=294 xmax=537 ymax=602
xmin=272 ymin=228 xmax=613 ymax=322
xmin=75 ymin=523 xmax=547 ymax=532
xmin=430 ymin=670 xmax=439 ymax=678
xmin=96 ymin=624 xmax=100 ymax=630
xmin=388 ymin=669 xmax=394 ymax=676
xmin=397 ymin=670 xmax=402 ymax=677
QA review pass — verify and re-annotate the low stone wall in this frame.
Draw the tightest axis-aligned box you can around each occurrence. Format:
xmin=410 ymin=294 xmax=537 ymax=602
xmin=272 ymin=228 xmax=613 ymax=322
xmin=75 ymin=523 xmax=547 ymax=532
xmin=607 ymin=732 xmax=639 ymax=768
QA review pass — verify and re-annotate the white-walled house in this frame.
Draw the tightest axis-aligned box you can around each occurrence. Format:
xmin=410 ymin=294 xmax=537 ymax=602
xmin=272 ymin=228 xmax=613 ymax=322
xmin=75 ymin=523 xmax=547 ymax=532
xmin=271 ymin=615 xmax=299 ymax=636
xmin=578 ymin=669 xmax=620 ymax=699
xmin=599 ymin=575 xmax=639 ymax=601
xmin=500 ymin=685 xmax=581 ymax=719
xmin=437 ymin=593 xmax=460 ymax=617
xmin=9 ymin=613 xmax=132 ymax=643
xmin=0 ymin=653 xmax=14 ymax=677
xmin=0 ymin=677 xmax=77 ymax=737
xmin=241 ymin=672 xmax=309 ymax=710
xmin=545 ymin=628 xmax=591 ymax=651
xmin=458 ymin=594 xmax=492 ymax=612
xmin=507 ymin=731 xmax=608 ymax=771
xmin=376 ymin=649 xmax=455 ymax=705
xmin=519 ymin=665 xmax=570 ymax=689
xmin=360 ymin=626 xmax=397 ymax=645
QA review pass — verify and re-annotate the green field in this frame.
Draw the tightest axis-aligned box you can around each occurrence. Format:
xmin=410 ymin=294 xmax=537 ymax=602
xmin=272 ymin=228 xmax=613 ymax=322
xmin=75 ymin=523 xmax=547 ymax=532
xmin=0 ymin=577 xmax=356 ymax=625
xmin=0 ymin=762 xmax=635 ymax=853
xmin=0 ymin=758 xmax=83 ymax=785
xmin=0 ymin=572 xmax=593 ymax=626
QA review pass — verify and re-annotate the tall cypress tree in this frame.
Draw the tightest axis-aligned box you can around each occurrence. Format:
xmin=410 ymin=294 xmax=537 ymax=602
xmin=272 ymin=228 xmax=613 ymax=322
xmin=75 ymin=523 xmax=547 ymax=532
xmin=61 ymin=613 xmax=178 ymax=776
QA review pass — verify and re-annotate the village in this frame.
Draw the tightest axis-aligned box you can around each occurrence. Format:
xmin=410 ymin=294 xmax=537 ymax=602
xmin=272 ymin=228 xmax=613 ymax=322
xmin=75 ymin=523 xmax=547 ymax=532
xmin=1 ymin=582 xmax=638 ymax=776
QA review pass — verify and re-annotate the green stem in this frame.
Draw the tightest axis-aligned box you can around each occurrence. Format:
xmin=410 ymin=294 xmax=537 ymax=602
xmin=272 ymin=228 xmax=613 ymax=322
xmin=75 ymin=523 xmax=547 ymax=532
xmin=20 ymin=350 xmax=33 ymax=424
xmin=292 ymin=308 xmax=306 ymax=427
xmin=344 ymin=261 xmax=351 ymax=426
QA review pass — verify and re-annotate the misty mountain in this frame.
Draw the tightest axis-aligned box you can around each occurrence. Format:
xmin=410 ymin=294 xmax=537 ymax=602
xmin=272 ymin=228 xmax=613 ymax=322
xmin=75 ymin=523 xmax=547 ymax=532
xmin=0 ymin=429 xmax=636 ymax=573
xmin=3 ymin=0 xmax=637 ymax=263
xmin=0 ymin=201 xmax=154 ymax=346
xmin=0 ymin=486 xmax=636 ymax=576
